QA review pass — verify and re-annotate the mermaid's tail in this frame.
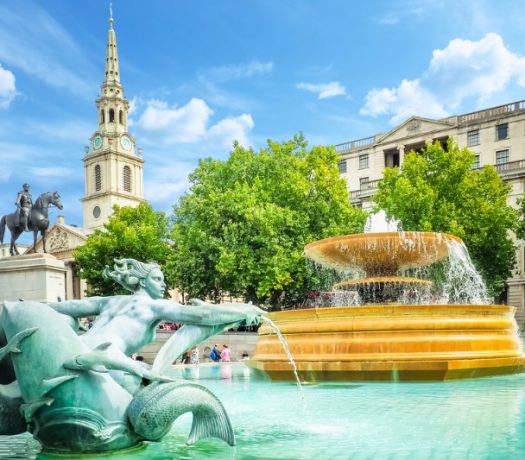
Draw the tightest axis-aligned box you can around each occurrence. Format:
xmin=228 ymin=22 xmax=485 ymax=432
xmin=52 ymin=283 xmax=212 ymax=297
xmin=128 ymin=381 xmax=235 ymax=446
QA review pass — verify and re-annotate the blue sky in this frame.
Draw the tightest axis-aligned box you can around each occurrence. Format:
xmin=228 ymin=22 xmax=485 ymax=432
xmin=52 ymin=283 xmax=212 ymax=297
xmin=2 ymin=0 xmax=525 ymax=242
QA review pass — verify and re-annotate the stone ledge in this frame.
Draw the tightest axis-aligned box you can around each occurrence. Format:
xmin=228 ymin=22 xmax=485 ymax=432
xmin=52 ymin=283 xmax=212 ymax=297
xmin=0 ymin=253 xmax=67 ymax=273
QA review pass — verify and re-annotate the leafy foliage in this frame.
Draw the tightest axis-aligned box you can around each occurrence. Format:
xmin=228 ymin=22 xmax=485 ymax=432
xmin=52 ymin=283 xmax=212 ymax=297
xmin=168 ymin=135 xmax=366 ymax=308
xmin=374 ymin=139 xmax=517 ymax=296
xmin=74 ymin=203 xmax=173 ymax=296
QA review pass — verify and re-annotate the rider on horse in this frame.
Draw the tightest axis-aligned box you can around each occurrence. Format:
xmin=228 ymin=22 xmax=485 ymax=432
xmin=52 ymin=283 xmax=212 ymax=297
xmin=15 ymin=183 xmax=32 ymax=232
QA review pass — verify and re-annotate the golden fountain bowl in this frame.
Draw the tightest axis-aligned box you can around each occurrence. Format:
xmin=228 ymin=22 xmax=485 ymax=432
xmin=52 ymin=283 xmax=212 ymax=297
xmin=304 ymin=232 xmax=462 ymax=275
xmin=247 ymin=304 xmax=525 ymax=381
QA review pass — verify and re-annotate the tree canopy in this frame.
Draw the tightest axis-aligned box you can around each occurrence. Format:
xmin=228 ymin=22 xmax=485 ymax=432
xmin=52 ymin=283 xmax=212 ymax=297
xmin=74 ymin=202 xmax=173 ymax=296
xmin=373 ymin=139 xmax=517 ymax=296
xmin=168 ymin=135 xmax=366 ymax=308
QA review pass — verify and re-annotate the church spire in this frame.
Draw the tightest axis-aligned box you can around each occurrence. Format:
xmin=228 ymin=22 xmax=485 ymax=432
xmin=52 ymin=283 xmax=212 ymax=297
xmin=103 ymin=2 xmax=122 ymax=89
xmin=83 ymin=5 xmax=144 ymax=230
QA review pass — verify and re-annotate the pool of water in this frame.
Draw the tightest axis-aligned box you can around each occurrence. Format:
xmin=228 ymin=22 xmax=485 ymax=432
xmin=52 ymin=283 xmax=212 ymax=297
xmin=3 ymin=363 xmax=525 ymax=459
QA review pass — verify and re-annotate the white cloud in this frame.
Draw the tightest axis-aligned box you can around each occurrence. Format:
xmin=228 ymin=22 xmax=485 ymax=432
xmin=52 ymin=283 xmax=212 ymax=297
xmin=137 ymin=98 xmax=213 ymax=144
xmin=427 ymin=33 xmax=525 ymax=107
xmin=361 ymin=79 xmax=448 ymax=124
xmin=206 ymin=114 xmax=254 ymax=148
xmin=0 ymin=63 xmax=15 ymax=108
xmin=361 ymin=33 xmax=525 ymax=124
xmin=135 ymin=98 xmax=254 ymax=149
xmin=296 ymin=81 xmax=347 ymax=99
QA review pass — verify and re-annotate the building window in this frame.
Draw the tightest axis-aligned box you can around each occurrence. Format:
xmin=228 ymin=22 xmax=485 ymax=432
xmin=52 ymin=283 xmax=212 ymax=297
xmin=359 ymin=154 xmax=369 ymax=169
xmin=496 ymin=149 xmax=509 ymax=165
xmin=467 ymin=129 xmax=479 ymax=147
xmin=119 ymin=110 xmax=123 ymax=124
xmin=123 ymin=165 xmax=132 ymax=192
xmin=100 ymin=110 xmax=105 ymax=124
xmin=338 ymin=160 xmax=347 ymax=174
xmin=94 ymin=165 xmax=102 ymax=192
xmin=496 ymin=123 xmax=508 ymax=140
xmin=109 ymin=108 xmax=115 ymax=123
xmin=472 ymin=155 xmax=480 ymax=169
xmin=359 ymin=177 xmax=369 ymax=189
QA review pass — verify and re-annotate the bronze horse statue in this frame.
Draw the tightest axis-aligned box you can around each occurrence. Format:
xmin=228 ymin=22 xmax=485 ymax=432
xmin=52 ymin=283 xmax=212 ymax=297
xmin=0 ymin=191 xmax=63 ymax=256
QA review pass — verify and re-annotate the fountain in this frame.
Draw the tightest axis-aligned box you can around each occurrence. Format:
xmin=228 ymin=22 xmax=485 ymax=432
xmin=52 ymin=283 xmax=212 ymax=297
xmin=247 ymin=212 xmax=525 ymax=381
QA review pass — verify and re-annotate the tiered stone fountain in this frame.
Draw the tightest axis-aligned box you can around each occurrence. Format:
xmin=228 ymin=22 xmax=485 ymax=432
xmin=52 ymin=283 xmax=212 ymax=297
xmin=247 ymin=216 xmax=525 ymax=381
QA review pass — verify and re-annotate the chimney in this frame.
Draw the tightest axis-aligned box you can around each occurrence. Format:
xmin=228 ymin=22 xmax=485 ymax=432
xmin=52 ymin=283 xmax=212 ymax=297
xmin=57 ymin=215 xmax=65 ymax=225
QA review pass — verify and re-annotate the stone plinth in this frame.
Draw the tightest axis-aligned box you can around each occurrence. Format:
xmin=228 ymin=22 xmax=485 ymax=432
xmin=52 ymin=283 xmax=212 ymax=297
xmin=0 ymin=253 xmax=66 ymax=302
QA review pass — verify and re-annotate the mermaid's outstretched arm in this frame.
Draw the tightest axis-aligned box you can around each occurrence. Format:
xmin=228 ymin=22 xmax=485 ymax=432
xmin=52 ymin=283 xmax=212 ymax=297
xmin=47 ymin=297 xmax=107 ymax=318
xmin=151 ymin=298 xmax=264 ymax=327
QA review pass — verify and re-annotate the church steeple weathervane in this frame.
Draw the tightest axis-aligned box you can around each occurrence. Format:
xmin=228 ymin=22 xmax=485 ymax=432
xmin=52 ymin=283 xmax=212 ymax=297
xmin=82 ymin=7 xmax=144 ymax=230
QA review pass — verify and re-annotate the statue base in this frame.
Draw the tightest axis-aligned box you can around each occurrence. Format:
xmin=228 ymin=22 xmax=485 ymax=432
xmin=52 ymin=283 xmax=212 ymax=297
xmin=0 ymin=253 xmax=66 ymax=302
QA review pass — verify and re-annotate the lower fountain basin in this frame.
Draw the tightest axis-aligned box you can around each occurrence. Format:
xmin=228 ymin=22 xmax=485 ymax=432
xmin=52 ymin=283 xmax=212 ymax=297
xmin=247 ymin=305 xmax=525 ymax=381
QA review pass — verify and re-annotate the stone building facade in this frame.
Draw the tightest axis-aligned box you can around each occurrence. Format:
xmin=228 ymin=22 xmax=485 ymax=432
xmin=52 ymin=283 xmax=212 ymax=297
xmin=335 ymin=100 xmax=525 ymax=324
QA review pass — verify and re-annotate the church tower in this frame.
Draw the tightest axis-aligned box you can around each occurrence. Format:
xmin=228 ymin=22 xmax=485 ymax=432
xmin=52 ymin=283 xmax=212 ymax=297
xmin=82 ymin=10 xmax=144 ymax=230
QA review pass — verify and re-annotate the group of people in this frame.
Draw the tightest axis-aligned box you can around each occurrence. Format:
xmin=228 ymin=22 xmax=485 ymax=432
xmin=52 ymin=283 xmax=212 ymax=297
xmin=158 ymin=322 xmax=178 ymax=331
xmin=177 ymin=344 xmax=230 ymax=365
xmin=209 ymin=344 xmax=231 ymax=362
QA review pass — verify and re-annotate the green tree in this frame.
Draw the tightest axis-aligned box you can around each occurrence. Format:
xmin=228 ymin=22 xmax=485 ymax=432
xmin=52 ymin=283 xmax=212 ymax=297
xmin=514 ymin=196 xmax=525 ymax=241
xmin=74 ymin=202 xmax=173 ymax=296
xmin=374 ymin=139 xmax=517 ymax=296
xmin=168 ymin=134 xmax=366 ymax=308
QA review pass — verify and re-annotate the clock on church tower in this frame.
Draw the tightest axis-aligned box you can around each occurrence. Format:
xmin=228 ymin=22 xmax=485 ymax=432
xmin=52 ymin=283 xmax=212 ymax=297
xmin=81 ymin=11 xmax=145 ymax=230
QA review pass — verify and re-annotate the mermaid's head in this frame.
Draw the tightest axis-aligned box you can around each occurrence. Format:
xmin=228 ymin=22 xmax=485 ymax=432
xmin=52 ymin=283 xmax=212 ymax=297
xmin=103 ymin=259 xmax=166 ymax=299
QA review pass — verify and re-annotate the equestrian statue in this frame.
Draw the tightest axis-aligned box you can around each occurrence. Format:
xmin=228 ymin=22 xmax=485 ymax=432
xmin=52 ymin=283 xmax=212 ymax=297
xmin=0 ymin=183 xmax=63 ymax=256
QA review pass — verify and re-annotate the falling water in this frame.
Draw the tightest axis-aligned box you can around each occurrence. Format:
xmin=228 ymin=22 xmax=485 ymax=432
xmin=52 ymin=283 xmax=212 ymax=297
xmin=261 ymin=316 xmax=307 ymax=409
xmin=442 ymin=238 xmax=489 ymax=304
xmin=305 ymin=289 xmax=360 ymax=308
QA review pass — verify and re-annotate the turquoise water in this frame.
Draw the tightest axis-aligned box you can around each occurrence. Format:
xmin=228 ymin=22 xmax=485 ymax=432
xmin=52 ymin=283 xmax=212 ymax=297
xmin=3 ymin=363 xmax=525 ymax=459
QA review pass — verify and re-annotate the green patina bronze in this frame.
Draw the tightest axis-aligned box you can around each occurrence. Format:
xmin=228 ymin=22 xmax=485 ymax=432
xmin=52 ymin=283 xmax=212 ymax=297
xmin=0 ymin=258 xmax=264 ymax=453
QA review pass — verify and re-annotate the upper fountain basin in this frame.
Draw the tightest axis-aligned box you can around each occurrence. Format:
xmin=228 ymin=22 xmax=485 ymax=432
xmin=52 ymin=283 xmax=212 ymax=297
xmin=304 ymin=232 xmax=462 ymax=275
